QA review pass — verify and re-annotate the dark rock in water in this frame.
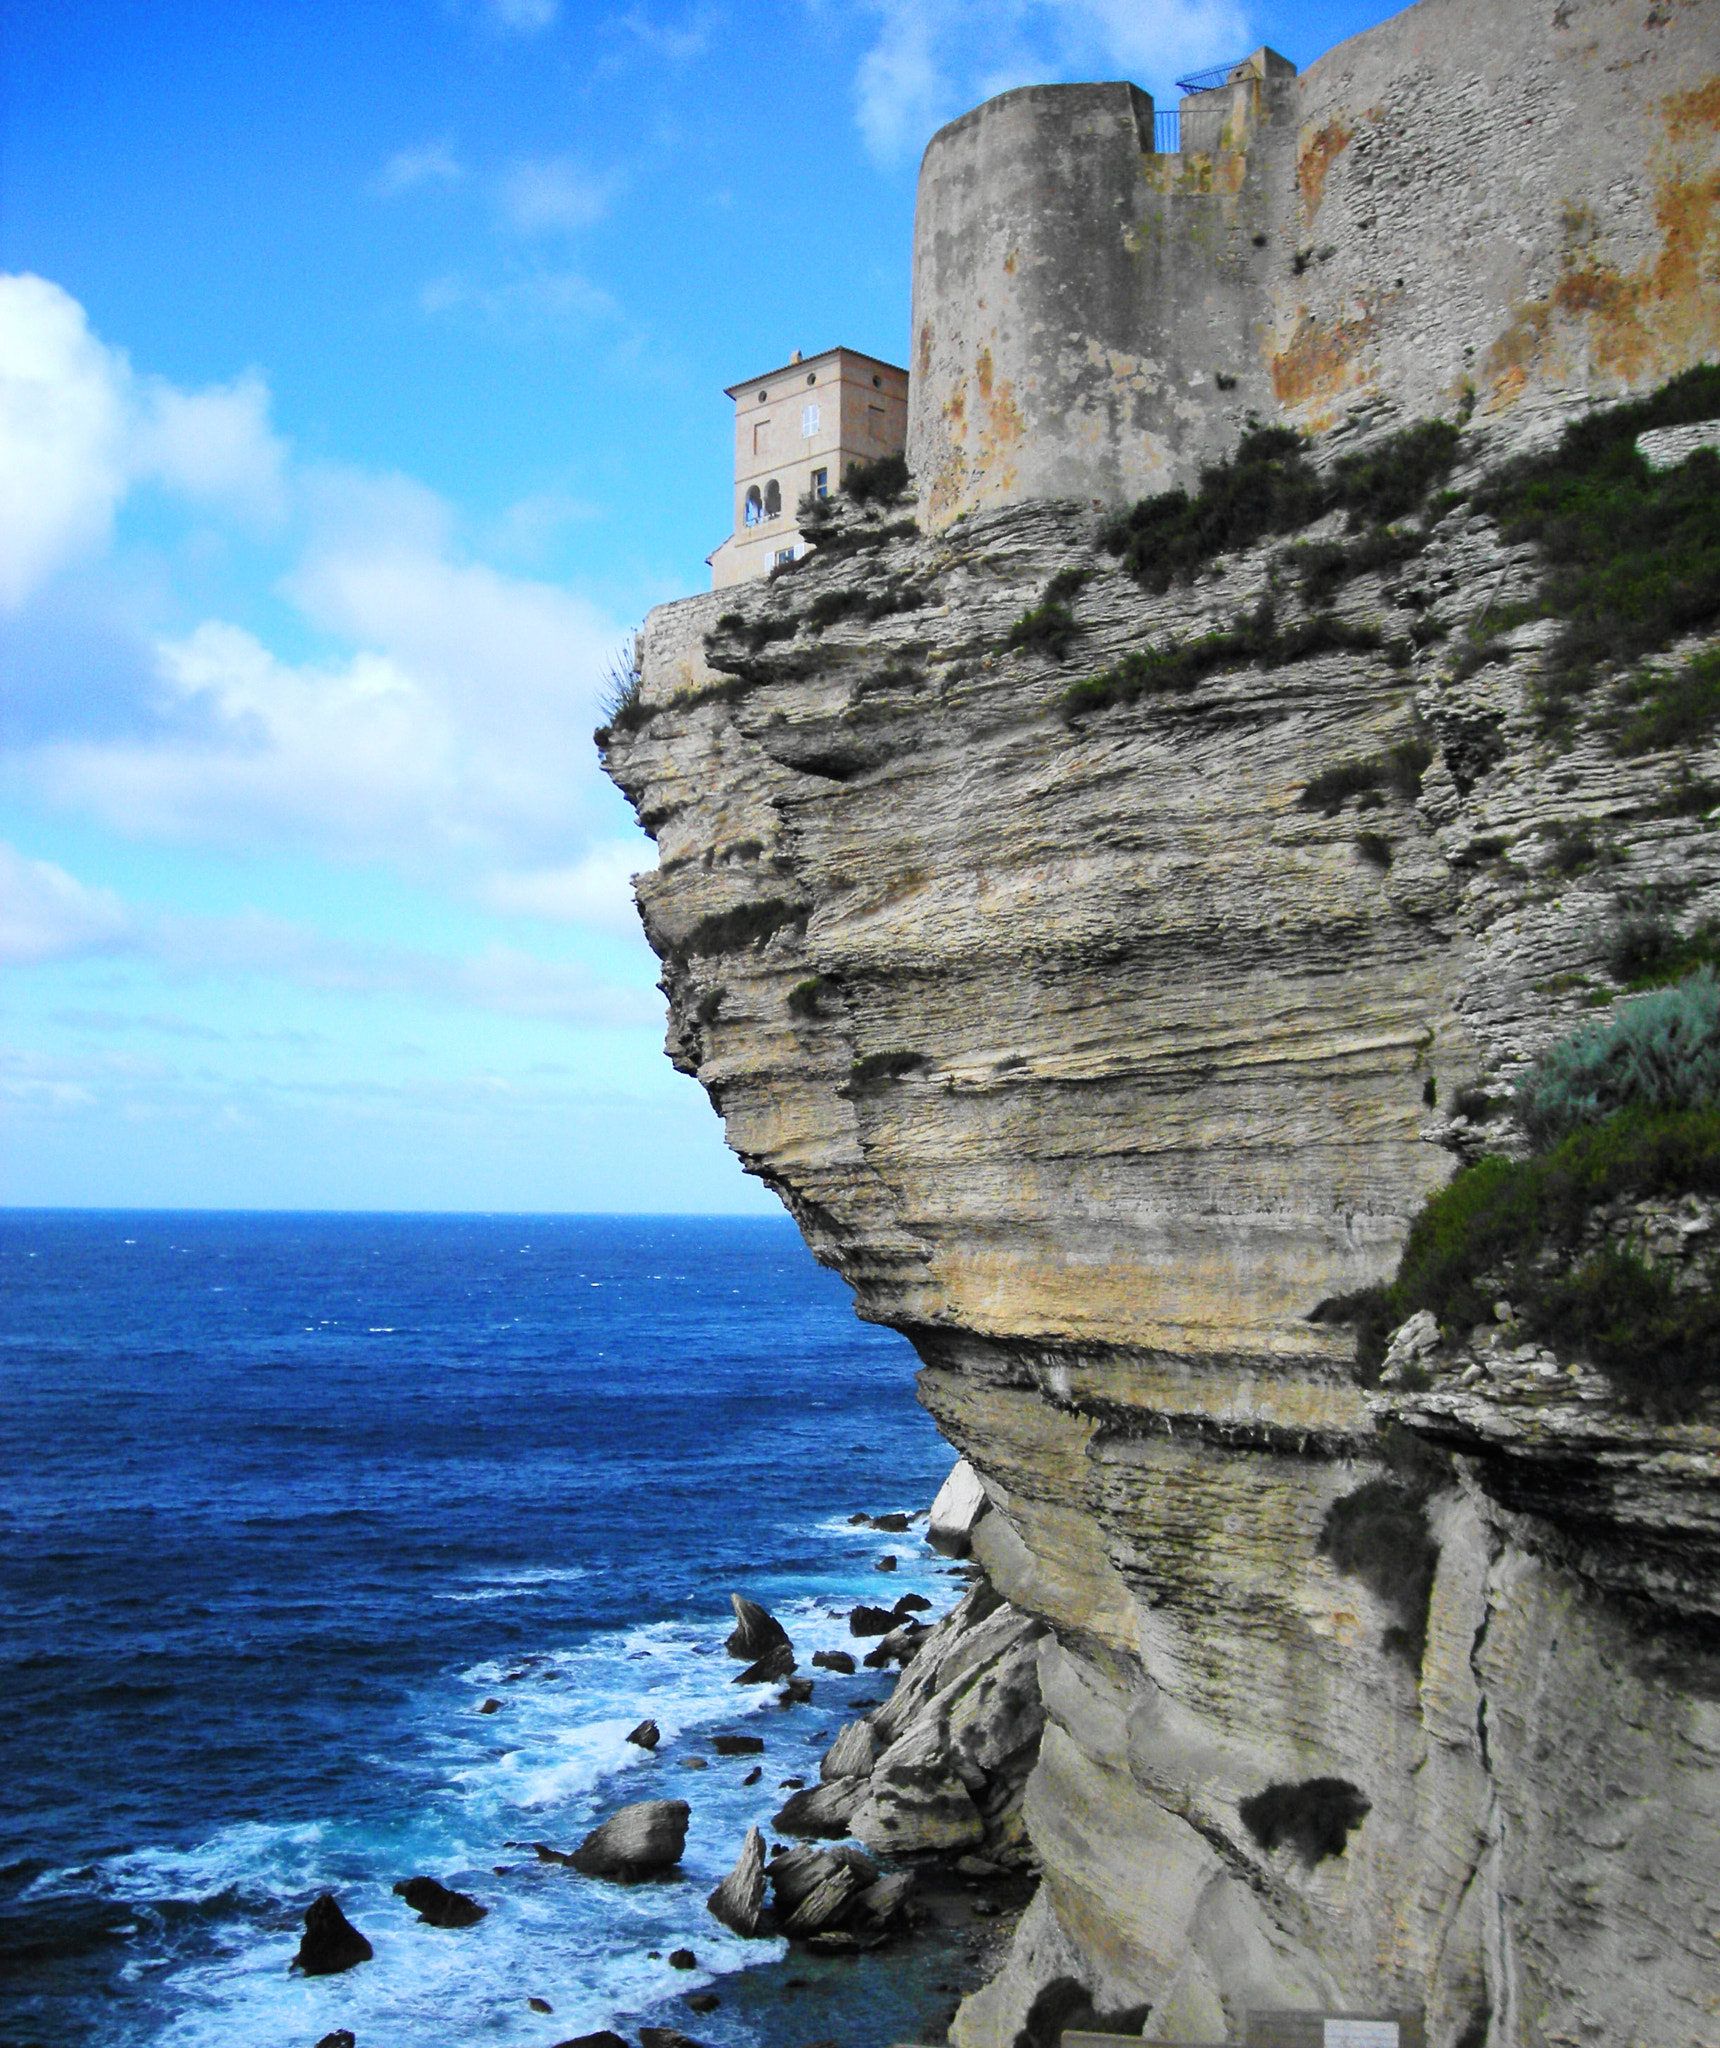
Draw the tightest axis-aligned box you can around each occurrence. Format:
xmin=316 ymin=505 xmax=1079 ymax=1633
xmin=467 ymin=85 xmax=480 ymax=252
xmin=687 ymin=1992 xmax=720 ymax=2013
xmin=782 ymin=1862 xmax=863 ymax=1937
xmin=891 ymin=1593 xmax=932 ymax=1616
xmin=811 ymin=1649 xmax=856 ymax=1674
xmin=568 ymin=1799 xmax=690 ymax=1881
xmin=848 ymin=1604 xmax=895 ymax=1637
xmin=293 ymin=1894 xmax=372 ymax=1976
xmin=710 ymin=1734 xmax=764 ymax=1755
xmin=733 ymin=1643 xmax=795 ymax=1684
xmin=707 ymin=1824 xmax=769 ymax=1936
xmin=778 ymin=1776 xmax=806 ymax=1789
xmin=315 ymin=2033 xmax=356 ymax=2048
xmin=528 ymin=1998 xmax=553 ymax=2014
xmin=778 ymin=1676 xmax=814 ymax=1705
xmin=846 ymin=1512 xmax=870 ymax=1525
xmin=742 ymin=1765 xmax=762 ymax=1785
xmin=552 ymin=2034 xmax=632 ymax=2048
xmin=774 ymin=1776 xmax=868 ymax=1838
xmin=874 ymin=1554 xmax=898 ymax=1572
xmin=392 ymin=1876 xmax=486 ymax=1928
xmin=478 ymin=1697 xmax=504 ymax=1714
xmin=534 ymin=1841 xmax=575 ymax=1865
xmin=768 ymin=1841 xmax=878 ymax=1911
xmin=853 ymin=1869 xmax=917 ymax=1933
xmin=725 ymin=1594 xmax=791 ymax=1661
xmin=862 ymin=1642 xmax=894 ymax=1669
xmin=678 ymin=1757 xmax=708 ymax=1770
xmin=668 ymin=1946 xmax=696 ymax=1969
xmin=639 ymin=2032 xmax=708 ymax=2048
xmin=871 ymin=1512 xmax=912 ymax=1533
xmin=627 ymin=1718 xmax=661 ymax=1750
xmin=863 ymin=1623 xmax=925 ymax=1669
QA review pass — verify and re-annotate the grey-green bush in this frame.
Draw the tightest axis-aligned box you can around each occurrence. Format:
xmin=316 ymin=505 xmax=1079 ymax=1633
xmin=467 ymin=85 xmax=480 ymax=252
xmin=1516 ymin=970 xmax=1720 ymax=1148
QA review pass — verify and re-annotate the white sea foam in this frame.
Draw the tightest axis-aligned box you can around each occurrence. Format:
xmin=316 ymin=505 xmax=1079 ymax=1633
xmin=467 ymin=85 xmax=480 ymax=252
xmin=64 ymin=1521 xmax=952 ymax=2047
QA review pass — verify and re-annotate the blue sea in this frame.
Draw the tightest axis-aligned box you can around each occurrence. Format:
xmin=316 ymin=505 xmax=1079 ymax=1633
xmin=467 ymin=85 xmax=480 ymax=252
xmin=0 ymin=1212 xmax=965 ymax=2048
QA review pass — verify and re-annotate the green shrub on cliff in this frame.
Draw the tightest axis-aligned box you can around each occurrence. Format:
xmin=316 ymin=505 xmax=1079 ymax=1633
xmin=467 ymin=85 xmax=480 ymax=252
xmin=1516 ymin=971 xmax=1720 ymax=1145
xmin=1339 ymin=1101 xmax=1720 ymax=1415
xmin=1470 ymin=362 xmax=1720 ymax=736
xmin=1098 ymin=416 xmax=1460 ymax=594
xmin=1319 ymin=1476 xmax=1439 ymax=1663
xmin=842 ymin=451 xmax=910 ymax=504
xmin=1006 ymin=569 xmax=1090 ymax=660
xmin=1062 ymin=600 xmax=1386 ymax=717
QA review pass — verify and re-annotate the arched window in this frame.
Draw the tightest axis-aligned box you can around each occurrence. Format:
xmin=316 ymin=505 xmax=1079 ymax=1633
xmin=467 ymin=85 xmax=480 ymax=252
xmin=744 ymin=485 xmax=763 ymax=527
xmin=764 ymin=479 xmax=782 ymax=518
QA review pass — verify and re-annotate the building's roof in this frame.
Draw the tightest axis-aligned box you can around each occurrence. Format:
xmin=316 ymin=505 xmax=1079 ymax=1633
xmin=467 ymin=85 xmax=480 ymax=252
xmin=724 ymin=345 xmax=908 ymax=399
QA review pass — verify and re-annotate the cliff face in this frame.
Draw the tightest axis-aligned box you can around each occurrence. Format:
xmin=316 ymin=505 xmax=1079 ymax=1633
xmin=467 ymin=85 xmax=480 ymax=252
xmin=603 ymin=386 xmax=1720 ymax=2045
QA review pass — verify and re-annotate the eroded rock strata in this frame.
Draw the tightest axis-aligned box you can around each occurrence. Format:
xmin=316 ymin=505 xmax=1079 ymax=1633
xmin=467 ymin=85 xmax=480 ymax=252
xmin=602 ymin=411 xmax=1720 ymax=2047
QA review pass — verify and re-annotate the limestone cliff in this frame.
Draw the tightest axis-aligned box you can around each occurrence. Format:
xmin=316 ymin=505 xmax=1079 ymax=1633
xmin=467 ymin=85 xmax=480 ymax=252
xmin=602 ymin=376 xmax=1720 ymax=2044
xmin=598 ymin=0 xmax=1718 ymax=2034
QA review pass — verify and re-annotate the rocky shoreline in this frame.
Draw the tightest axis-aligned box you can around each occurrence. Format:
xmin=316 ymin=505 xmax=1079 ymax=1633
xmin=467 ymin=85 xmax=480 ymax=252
xmin=296 ymin=1458 xmax=1047 ymax=2048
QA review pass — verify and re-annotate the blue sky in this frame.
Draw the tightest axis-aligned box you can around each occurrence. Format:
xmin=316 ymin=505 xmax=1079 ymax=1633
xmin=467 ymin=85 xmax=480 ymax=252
xmin=2 ymin=0 xmax=1402 ymax=1212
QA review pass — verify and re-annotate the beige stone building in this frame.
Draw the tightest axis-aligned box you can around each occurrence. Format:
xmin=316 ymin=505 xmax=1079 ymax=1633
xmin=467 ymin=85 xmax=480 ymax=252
xmin=707 ymin=346 xmax=908 ymax=588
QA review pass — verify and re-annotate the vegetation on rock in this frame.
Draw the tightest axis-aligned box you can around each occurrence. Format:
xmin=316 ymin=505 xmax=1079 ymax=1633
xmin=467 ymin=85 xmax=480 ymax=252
xmin=1469 ymin=362 xmax=1720 ymax=739
xmin=1238 ymin=1776 xmax=1371 ymax=1865
xmin=1097 ymin=417 xmax=1459 ymax=594
xmin=1319 ymin=1477 xmax=1439 ymax=1663
xmin=1299 ymin=737 xmax=1431 ymax=815
xmin=1063 ymin=600 xmax=1389 ymax=718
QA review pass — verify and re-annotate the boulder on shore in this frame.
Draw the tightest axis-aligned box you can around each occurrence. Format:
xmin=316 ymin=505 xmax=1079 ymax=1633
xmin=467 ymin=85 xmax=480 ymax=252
xmin=811 ymin=1648 xmax=856 ymax=1674
xmin=821 ymin=1717 xmax=881 ymax=1781
xmin=927 ymin=1458 xmax=989 ymax=1558
xmin=292 ymin=1894 xmax=373 ymax=1976
xmin=732 ymin=1643 xmax=795 ymax=1684
xmin=626 ymin=1718 xmax=661 ymax=1750
xmin=725 ymin=1594 xmax=790 ymax=1661
xmin=773 ymin=1775 xmax=868 ymax=1838
xmin=392 ymin=1875 xmax=486 ymax=1928
xmin=567 ymin=1799 xmax=690 ymax=1881
xmin=707 ymin=1824 xmax=769 ymax=1936
xmin=767 ymin=1842 xmax=880 ymax=1938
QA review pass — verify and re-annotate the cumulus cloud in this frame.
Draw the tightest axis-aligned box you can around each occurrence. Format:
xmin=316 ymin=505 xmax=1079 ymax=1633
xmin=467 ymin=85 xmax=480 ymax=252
xmin=850 ymin=0 xmax=1252 ymax=163
xmin=0 ymin=273 xmax=289 ymax=608
xmin=2 ymin=277 xmax=646 ymax=946
xmin=35 ymin=523 xmax=630 ymax=871
xmin=498 ymin=157 xmax=620 ymax=237
xmin=0 ymin=841 xmax=658 ymax=1027
xmin=378 ymin=140 xmax=466 ymax=194
xmin=476 ymin=842 xmax=648 ymax=927
xmin=0 ymin=841 xmax=130 ymax=965
xmin=486 ymin=0 xmax=559 ymax=28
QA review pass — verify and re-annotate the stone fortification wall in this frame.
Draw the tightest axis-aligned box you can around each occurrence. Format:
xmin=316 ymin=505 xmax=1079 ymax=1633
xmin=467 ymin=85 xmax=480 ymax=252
xmin=908 ymin=0 xmax=1718 ymax=528
xmin=908 ymin=65 xmax=1299 ymax=530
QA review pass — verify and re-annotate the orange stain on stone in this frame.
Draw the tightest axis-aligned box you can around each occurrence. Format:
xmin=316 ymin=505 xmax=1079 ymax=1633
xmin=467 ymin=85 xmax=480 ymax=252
xmin=1481 ymin=84 xmax=1720 ymax=400
xmin=1270 ymin=304 xmax=1377 ymax=406
xmin=1298 ymin=118 xmax=1354 ymax=220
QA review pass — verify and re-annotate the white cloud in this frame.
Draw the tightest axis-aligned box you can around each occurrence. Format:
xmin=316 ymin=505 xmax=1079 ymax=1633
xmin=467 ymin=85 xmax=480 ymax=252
xmin=0 ymin=275 xmax=128 ymax=609
xmin=498 ymin=157 xmax=619 ymax=237
xmin=378 ymin=141 xmax=465 ymax=195
xmin=477 ymin=842 xmax=649 ymax=926
xmin=850 ymin=0 xmax=1252 ymax=164
xmin=0 ymin=272 xmax=289 ymax=608
xmin=613 ymin=6 xmax=716 ymax=61
xmin=487 ymin=0 xmax=559 ymax=28
xmin=131 ymin=369 xmax=286 ymax=520
xmin=0 ymin=841 xmax=130 ymax=965
xmin=31 ymin=523 xmax=634 ymax=876
xmin=0 ymin=841 xmax=657 ymax=1028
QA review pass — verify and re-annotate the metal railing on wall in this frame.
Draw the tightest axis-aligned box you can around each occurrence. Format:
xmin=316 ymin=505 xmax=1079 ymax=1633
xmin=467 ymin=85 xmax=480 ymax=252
xmin=1153 ymin=110 xmax=1180 ymax=152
